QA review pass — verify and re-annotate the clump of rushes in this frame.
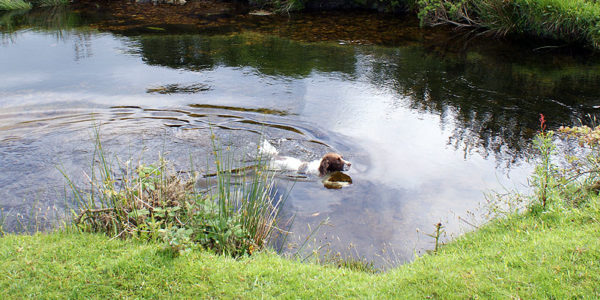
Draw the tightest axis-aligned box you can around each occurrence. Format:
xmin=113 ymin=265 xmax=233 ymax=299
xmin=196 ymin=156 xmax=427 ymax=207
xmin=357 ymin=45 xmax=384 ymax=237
xmin=198 ymin=132 xmax=287 ymax=256
xmin=62 ymin=127 xmax=287 ymax=257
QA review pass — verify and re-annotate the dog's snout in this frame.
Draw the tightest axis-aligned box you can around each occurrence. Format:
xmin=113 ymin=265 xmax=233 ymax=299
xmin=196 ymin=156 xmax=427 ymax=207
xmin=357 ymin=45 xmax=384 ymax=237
xmin=343 ymin=160 xmax=352 ymax=171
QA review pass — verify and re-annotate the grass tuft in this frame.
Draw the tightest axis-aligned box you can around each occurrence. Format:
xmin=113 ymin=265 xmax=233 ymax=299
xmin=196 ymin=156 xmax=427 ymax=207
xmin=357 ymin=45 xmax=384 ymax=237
xmin=418 ymin=0 xmax=600 ymax=50
xmin=0 ymin=0 xmax=31 ymax=10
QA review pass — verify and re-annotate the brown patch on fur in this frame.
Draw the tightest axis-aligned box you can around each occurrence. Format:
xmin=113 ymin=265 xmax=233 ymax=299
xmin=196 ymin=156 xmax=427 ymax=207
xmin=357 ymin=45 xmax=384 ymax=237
xmin=318 ymin=153 xmax=351 ymax=177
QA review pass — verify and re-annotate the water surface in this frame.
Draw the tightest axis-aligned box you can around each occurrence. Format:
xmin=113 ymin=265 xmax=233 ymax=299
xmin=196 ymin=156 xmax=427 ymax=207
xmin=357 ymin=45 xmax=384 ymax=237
xmin=2 ymin=3 xmax=600 ymax=266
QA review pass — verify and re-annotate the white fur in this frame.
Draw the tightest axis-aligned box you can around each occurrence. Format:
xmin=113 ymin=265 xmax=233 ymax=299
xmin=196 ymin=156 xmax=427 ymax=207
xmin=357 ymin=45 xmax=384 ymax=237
xmin=259 ymin=140 xmax=322 ymax=175
xmin=260 ymin=140 xmax=279 ymax=156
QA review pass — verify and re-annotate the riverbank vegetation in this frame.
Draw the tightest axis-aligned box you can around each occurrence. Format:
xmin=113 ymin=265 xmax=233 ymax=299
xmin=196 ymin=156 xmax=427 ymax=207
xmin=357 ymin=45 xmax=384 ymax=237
xmin=0 ymin=0 xmax=31 ymax=10
xmin=1 ymin=121 xmax=600 ymax=297
xmin=417 ymin=0 xmax=600 ymax=50
xmin=0 ymin=0 xmax=66 ymax=11
xmin=262 ymin=0 xmax=600 ymax=49
xmin=60 ymin=129 xmax=286 ymax=257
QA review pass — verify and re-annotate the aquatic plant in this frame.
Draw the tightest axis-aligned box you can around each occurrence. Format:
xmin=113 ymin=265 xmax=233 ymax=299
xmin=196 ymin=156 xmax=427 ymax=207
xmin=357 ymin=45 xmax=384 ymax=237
xmin=61 ymin=127 xmax=287 ymax=257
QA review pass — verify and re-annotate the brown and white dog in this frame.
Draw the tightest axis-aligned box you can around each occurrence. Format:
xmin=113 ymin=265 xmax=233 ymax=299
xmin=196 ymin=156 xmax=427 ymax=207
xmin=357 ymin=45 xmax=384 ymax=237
xmin=260 ymin=140 xmax=351 ymax=177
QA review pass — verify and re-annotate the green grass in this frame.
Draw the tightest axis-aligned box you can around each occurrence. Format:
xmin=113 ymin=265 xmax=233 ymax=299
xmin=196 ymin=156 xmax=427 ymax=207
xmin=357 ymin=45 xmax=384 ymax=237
xmin=0 ymin=0 xmax=66 ymax=11
xmin=0 ymin=0 xmax=31 ymax=10
xmin=486 ymin=0 xmax=600 ymax=49
xmin=1 ymin=199 xmax=598 ymax=298
xmin=418 ymin=0 xmax=600 ymax=50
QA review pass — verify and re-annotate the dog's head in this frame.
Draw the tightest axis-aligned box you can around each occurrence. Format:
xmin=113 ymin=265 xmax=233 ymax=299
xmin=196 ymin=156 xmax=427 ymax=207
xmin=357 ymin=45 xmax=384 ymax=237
xmin=318 ymin=153 xmax=351 ymax=177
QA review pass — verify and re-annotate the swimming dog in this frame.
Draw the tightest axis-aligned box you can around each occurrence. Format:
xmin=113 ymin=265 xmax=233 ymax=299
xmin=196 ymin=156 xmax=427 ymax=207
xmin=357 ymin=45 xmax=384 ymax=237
xmin=260 ymin=140 xmax=351 ymax=177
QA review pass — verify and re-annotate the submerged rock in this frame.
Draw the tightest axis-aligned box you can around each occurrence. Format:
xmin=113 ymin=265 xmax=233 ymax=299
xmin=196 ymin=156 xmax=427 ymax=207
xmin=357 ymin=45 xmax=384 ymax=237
xmin=249 ymin=10 xmax=273 ymax=16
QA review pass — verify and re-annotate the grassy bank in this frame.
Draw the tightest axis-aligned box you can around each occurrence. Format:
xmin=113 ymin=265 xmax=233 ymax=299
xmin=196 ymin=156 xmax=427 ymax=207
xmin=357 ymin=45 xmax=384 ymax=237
xmin=0 ymin=0 xmax=31 ymax=10
xmin=418 ymin=0 xmax=600 ymax=49
xmin=0 ymin=0 xmax=66 ymax=11
xmin=1 ymin=198 xmax=599 ymax=298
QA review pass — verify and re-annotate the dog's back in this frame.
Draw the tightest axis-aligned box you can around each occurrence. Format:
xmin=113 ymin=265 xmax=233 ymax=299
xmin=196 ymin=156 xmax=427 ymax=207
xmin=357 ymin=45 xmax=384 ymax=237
xmin=260 ymin=140 xmax=350 ymax=176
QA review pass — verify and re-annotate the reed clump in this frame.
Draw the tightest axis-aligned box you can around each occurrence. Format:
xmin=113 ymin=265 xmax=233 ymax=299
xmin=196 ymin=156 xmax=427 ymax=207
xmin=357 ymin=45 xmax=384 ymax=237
xmin=62 ymin=129 xmax=286 ymax=257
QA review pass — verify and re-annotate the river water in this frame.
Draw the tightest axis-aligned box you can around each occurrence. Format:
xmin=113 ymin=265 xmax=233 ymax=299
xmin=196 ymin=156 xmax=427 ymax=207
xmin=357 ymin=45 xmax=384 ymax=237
xmin=2 ymin=2 xmax=600 ymax=266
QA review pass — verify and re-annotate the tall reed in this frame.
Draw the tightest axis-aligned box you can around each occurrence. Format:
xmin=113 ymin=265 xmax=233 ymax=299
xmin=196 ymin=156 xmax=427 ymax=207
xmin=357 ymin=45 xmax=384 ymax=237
xmin=206 ymin=133 xmax=287 ymax=254
xmin=61 ymin=127 xmax=288 ymax=256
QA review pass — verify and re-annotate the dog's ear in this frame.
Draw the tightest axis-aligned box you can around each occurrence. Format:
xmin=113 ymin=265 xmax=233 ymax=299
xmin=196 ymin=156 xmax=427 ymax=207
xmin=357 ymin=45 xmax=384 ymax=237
xmin=318 ymin=158 xmax=329 ymax=177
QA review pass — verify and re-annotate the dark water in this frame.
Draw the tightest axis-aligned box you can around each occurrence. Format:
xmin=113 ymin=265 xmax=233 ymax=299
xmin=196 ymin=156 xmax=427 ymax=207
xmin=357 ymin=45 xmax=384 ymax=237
xmin=2 ymin=2 xmax=600 ymax=266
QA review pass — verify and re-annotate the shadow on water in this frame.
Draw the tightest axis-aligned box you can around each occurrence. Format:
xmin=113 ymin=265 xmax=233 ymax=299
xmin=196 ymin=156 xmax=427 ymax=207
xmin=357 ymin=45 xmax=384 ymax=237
xmin=2 ymin=3 xmax=600 ymax=266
